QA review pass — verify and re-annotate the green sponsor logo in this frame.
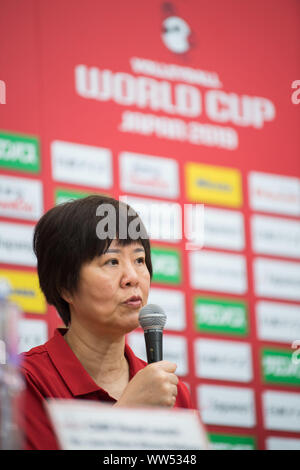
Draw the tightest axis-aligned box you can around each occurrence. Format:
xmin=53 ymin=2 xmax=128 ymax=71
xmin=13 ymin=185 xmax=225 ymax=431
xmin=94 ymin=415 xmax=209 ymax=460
xmin=0 ymin=130 xmax=40 ymax=173
xmin=55 ymin=188 xmax=109 ymax=205
xmin=208 ymin=433 xmax=256 ymax=450
xmin=262 ymin=348 xmax=300 ymax=386
xmin=151 ymin=246 xmax=181 ymax=285
xmin=194 ymin=297 xmax=248 ymax=336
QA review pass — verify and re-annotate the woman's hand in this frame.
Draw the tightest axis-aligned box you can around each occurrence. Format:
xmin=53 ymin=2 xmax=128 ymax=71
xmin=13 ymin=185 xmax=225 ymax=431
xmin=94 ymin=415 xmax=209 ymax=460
xmin=115 ymin=361 xmax=179 ymax=408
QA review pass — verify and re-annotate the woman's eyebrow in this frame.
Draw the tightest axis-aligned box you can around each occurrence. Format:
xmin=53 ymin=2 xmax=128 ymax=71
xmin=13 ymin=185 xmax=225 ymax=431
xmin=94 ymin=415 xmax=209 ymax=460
xmin=104 ymin=247 xmax=145 ymax=254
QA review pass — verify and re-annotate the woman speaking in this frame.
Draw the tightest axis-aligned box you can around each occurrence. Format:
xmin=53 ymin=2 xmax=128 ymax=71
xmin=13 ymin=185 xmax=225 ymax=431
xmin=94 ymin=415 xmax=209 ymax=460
xmin=20 ymin=195 xmax=192 ymax=450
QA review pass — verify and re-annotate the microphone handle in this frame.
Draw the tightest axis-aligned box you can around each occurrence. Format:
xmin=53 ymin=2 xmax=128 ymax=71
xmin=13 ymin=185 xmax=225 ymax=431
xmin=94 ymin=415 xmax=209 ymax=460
xmin=144 ymin=329 xmax=163 ymax=363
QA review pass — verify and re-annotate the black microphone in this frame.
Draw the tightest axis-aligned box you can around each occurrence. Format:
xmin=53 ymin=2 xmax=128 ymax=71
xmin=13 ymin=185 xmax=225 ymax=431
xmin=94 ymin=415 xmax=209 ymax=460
xmin=138 ymin=304 xmax=167 ymax=363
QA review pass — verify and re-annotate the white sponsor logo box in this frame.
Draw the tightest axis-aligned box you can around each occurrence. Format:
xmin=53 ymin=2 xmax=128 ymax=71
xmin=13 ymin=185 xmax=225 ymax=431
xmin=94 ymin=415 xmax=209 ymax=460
xmin=194 ymin=338 xmax=252 ymax=382
xmin=248 ymin=171 xmax=300 ymax=216
xmin=262 ymin=390 xmax=300 ymax=432
xmin=18 ymin=319 xmax=48 ymax=353
xmin=162 ymin=334 xmax=188 ymax=376
xmin=189 ymin=251 xmax=247 ymax=294
xmin=203 ymin=207 xmax=245 ymax=251
xmin=254 ymin=258 xmax=300 ymax=301
xmin=119 ymin=152 xmax=179 ymax=199
xmin=120 ymin=195 xmax=182 ymax=243
xmin=0 ymin=221 xmax=36 ymax=266
xmin=0 ymin=175 xmax=43 ymax=221
xmin=128 ymin=331 xmax=188 ymax=376
xmin=266 ymin=437 xmax=300 ymax=450
xmin=148 ymin=287 xmax=186 ymax=331
xmin=197 ymin=385 xmax=256 ymax=428
xmin=251 ymin=214 xmax=300 ymax=259
xmin=256 ymin=300 xmax=300 ymax=344
xmin=51 ymin=140 xmax=112 ymax=189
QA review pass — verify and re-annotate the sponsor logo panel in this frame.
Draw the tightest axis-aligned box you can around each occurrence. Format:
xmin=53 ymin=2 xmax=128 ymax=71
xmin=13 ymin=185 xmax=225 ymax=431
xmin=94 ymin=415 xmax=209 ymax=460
xmin=0 ymin=269 xmax=46 ymax=314
xmin=248 ymin=171 xmax=300 ymax=216
xmin=0 ymin=174 xmax=43 ymax=221
xmin=151 ymin=246 xmax=181 ymax=285
xmin=0 ymin=130 xmax=40 ymax=173
xmin=119 ymin=151 xmax=179 ymax=199
xmin=189 ymin=251 xmax=247 ymax=294
xmin=120 ymin=195 xmax=182 ymax=243
xmin=51 ymin=140 xmax=113 ymax=189
xmin=127 ymin=331 xmax=188 ymax=376
xmin=194 ymin=296 xmax=248 ymax=336
xmin=18 ymin=319 xmax=48 ymax=353
xmin=262 ymin=390 xmax=300 ymax=432
xmin=203 ymin=207 xmax=245 ymax=251
xmin=55 ymin=188 xmax=110 ymax=205
xmin=261 ymin=347 xmax=300 ymax=386
xmin=197 ymin=384 xmax=256 ymax=428
xmin=254 ymin=258 xmax=300 ymax=301
xmin=256 ymin=300 xmax=300 ymax=344
xmin=195 ymin=338 xmax=253 ymax=382
xmin=208 ymin=433 xmax=256 ymax=450
xmin=163 ymin=334 xmax=188 ymax=376
xmin=0 ymin=221 xmax=36 ymax=267
xmin=251 ymin=214 xmax=300 ymax=259
xmin=148 ymin=287 xmax=186 ymax=331
xmin=266 ymin=437 xmax=300 ymax=450
xmin=185 ymin=162 xmax=242 ymax=208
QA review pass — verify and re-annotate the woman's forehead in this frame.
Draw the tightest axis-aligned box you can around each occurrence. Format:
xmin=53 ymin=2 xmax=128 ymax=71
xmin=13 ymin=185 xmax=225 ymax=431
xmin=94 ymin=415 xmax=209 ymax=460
xmin=105 ymin=238 xmax=145 ymax=252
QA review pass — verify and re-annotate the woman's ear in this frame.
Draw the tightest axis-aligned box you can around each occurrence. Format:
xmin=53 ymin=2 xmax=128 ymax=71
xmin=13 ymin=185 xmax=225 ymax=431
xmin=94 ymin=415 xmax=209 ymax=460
xmin=60 ymin=288 xmax=73 ymax=305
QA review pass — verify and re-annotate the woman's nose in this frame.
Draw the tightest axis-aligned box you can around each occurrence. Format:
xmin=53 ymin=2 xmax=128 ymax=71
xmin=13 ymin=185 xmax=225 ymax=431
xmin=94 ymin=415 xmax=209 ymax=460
xmin=120 ymin=261 xmax=139 ymax=287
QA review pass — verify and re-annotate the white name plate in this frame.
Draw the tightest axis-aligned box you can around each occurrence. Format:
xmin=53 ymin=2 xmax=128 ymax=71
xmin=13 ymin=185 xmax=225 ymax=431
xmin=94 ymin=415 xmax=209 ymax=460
xmin=46 ymin=399 xmax=208 ymax=450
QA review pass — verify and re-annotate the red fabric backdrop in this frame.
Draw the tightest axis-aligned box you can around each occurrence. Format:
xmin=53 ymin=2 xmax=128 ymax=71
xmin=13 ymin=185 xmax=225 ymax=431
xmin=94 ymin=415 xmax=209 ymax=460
xmin=0 ymin=0 xmax=300 ymax=450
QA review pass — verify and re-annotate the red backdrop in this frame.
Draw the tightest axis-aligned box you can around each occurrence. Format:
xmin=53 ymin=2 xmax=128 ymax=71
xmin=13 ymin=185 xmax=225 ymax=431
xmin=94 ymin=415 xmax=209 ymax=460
xmin=0 ymin=0 xmax=300 ymax=450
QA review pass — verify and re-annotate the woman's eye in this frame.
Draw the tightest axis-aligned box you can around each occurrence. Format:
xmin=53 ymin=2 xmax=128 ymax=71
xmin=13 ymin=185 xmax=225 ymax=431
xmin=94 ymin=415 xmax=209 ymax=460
xmin=104 ymin=257 xmax=145 ymax=266
xmin=106 ymin=258 xmax=118 ymax=265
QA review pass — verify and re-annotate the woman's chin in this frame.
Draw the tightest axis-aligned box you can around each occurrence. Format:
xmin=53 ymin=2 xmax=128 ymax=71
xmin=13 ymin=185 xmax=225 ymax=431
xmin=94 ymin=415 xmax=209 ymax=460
xmin=124 ymin=313 xmax=140 ymax=333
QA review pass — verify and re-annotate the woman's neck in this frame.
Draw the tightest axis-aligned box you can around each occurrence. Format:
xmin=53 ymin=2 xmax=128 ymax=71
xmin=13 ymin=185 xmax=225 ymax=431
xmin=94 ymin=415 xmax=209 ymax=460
xmin=64 ymin=322 xmax=129 ymax=396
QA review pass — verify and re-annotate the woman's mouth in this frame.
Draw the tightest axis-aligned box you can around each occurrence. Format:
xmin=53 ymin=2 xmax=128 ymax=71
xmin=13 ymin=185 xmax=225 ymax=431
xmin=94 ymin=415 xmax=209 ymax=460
xmin=123 ymin=296 xmax=142 ymax=308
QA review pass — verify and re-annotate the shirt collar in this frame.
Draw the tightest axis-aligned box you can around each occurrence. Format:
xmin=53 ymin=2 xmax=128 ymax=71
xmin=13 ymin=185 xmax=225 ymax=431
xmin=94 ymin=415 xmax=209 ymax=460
xmin=45 ymin=328 xmax=145 ymax=397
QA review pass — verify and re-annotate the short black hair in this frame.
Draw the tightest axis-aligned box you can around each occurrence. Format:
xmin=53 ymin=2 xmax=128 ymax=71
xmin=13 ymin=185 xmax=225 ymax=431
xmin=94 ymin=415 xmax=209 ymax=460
xmin=33 ymin=195 xmax=152 ymax=326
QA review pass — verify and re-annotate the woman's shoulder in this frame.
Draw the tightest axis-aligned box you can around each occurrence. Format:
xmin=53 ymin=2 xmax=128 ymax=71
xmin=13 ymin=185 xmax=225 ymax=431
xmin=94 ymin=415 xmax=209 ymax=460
xmin=19 ymin=341 xmax=51 ymax=377
xmin=19 ymin=330 xmax=64 ymax=382
xmin=19 ymin=328 xmax=66 ymax=374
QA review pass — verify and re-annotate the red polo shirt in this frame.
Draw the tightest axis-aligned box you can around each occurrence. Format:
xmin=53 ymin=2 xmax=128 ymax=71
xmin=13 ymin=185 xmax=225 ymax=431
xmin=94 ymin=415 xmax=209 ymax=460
xmin=20 ymin=329 xmax=193 ymax=450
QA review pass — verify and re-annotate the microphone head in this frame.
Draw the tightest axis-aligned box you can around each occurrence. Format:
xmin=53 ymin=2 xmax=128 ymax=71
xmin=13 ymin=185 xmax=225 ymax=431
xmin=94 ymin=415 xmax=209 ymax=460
xmin=138 ymin=304 xmax=167 ymax=331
